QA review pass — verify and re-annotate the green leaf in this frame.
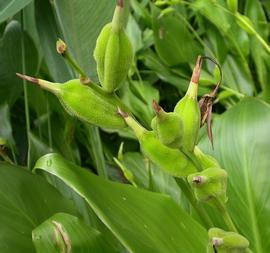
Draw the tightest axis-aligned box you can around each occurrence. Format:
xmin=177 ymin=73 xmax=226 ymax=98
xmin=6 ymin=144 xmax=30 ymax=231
xmin=199 ymin=98 xmax=270 ymax=253
xmin=152 ymin=8 xmax=201 ymax=66
xmin=120 ymin=80 xmax=159 ymax=127
xmin=52 ymin=0 xmax=116 ymax=80
xmin=0 ymin=162 xmax=76 ymax=253
xmin=121 ymin=152 xmax=183 ymax=205
xmin=223 ymin=55 xmax=253 ymax=96
xmin=0 ymin=0 xmax=32 ymax=23
xmin=32 ymin=213 xmax=113 ymax=253
xmin=34 ymin=153 xmax=208 ymax=253
xmin=0 ymin=20 xmax=38 ymax=105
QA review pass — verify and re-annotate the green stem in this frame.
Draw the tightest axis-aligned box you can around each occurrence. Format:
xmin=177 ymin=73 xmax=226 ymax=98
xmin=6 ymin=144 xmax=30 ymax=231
xmin=221 ymin=86 xmax=245 ymax=99
xmin=46 ymin=94 xmax=53 ymax=151
xmin=176 ymin=178 xmax=213 ymax=228
xmin=215 ymin=3 xmax=270 ymax=54
xmin=64 ymin=51 xmax=88 ymax=78
xmin=216 ymin=198 xmax=238 ymax=232
xmin=254 ymin=32 xmax=270 ymax=54
xmin=176 ymin=13 xmax=216 ymax=58
xmin=182 ymin=147 xmax=203 ymax=172
xmin=10 ymin=145 xmax=17 ymax=165
xmin=0 ymin=148 xmax=14 ymax=165
xmin=21 ymin=10 xmax=31 ymax=169
xmin=145 ymin=157 xmax=153 ymax=191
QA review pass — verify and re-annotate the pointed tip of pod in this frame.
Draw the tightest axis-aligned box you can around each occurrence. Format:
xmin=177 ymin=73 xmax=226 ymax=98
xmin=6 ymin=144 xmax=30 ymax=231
xmin=16 ymin=73 xmax=60 ymax=95
xmin=191 ymin=55 xmax=202 ymax=84
xmin=117 ymin=107 xmax=129 ymax=118
xmin=152 ymin=100 xmax=161 ymax=113
xmin=117 ymin=0 xmax=124 ymax=8
xmin=16 ymin=73 xmax=39 ymax=84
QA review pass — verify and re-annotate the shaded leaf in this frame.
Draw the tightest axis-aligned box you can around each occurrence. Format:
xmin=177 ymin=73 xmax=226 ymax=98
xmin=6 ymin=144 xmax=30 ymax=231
xmin=0 ymin=20 xmax=38 ymax=105
xmin=32 ymin=213 xmax=113 ymax=253
xmin=0 ymin=162 xmax=76 ymax=253
xmin=0 ymin=0 xmax=32 ymax=23
xmin=152 ymin=7 xmax=201 ymax=66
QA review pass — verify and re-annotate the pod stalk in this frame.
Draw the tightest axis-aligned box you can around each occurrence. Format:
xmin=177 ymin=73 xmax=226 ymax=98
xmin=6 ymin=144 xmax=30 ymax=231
xmin=56 ymin=39 xmax=91 ymax=84
xmin=16 ymin=73 xmax=60 ymax=95
xmin=118 ymin=108 xmax=145 ymax=138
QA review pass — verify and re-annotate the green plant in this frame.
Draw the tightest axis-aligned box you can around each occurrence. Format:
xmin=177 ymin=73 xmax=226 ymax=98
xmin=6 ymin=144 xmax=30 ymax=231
xmin=1 ymin=0 xmax=270 ymax=252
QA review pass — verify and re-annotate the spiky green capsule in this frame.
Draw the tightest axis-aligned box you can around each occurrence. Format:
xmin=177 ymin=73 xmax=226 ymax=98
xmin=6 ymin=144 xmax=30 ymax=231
xmin=187 ymin=167 xmax=228 ymax=208
xmin=94 ymin=1 xmax=133 ymax=93
xmin=151 ymin=100 xmax=183 ymax=148
xmin=174 ymin=56 xmax=202 ymax=152
xmin=119 ymin=110 xmax=197 ymax=177
xmin=16 ymin=74 xmax=127 ymax=130
xmin=207 ymin=228 xmax=250 ymax=253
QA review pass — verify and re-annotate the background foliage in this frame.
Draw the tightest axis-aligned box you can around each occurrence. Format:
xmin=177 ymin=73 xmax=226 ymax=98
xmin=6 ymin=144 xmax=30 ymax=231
xmin=0 ymin=0 xmax=270 ymax=252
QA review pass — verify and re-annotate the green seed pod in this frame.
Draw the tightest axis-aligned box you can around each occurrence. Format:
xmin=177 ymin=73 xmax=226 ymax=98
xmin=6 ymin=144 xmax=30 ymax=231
xmin=207 ymin=228 xmax=250 ymax=253
xmin=119 ymin=109 xmax=197 ymax=177
xmin=94 ymin=1 xmax=133 ymax=93
xmin=174 ymin=56 xmax=202 ymax=152
xmin=151 ymin=100 xmax=183 ymax=148
xmin=187 ymin=167 xmax=228 ymax=207
xmin=16 ymin=74 xmax=128 ymax=130
xmin=194 ymin=146 xmax=220 ymax=170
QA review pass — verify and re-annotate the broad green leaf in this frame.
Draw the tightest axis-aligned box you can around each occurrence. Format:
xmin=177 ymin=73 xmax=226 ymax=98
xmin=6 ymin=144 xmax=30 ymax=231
xmin=32 ymin=213 xmax=113 ymax=253
xmin=0 ymin=162 xmax=76 ymax=253
xmin=52 ymin=0 xmax=116 ymax=80
xmin=120 ymin=152 xmax=183 ymax=205
xmin=199 ymin=98 xmax=270 ymax=253
xmin=152 ymin=7 xmax=201 ymax=66
xmin=34 ymin=153 xmax=208 ymax=253
xmin=0 ymin=20 xmax=38 ymax=105
xmin=0 ymin=0 xmax=32 ymax=23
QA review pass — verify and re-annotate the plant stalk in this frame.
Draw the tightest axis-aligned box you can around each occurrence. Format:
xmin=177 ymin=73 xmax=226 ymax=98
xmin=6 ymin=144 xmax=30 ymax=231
xmin=21 ymin=10 xmax=31 ymax=169
xmin=176 ymin=178 xmax=214 ymax=228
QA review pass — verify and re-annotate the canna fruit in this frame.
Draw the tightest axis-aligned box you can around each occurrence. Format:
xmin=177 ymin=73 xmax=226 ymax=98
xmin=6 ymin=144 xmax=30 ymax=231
xmin=207 ymin=228 xmax=250 ymax=253
xmin=16 ymin=73 xmax=128 ymax=130
xmin=187 ymin=167 xmax=228 ymax=208
xmin=151 ymin=100 xmax=183 ymax=148
xmin=119 ymin=109 xmax=197 ymax=177
xmin=94 ymin=0 xmax=133 ymax=93
xmin=194 ymin=146 xmax=220 ymax=170
xmin=174 ymin=56 xmax=202 ymax=152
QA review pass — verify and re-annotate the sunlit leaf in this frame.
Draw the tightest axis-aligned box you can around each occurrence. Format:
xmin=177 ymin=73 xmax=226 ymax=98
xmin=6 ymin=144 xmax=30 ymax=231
xmin=34 ymin=153 xmax=208 ymax=253
xmin=200 ymin=98 xmax=270 ymax=253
